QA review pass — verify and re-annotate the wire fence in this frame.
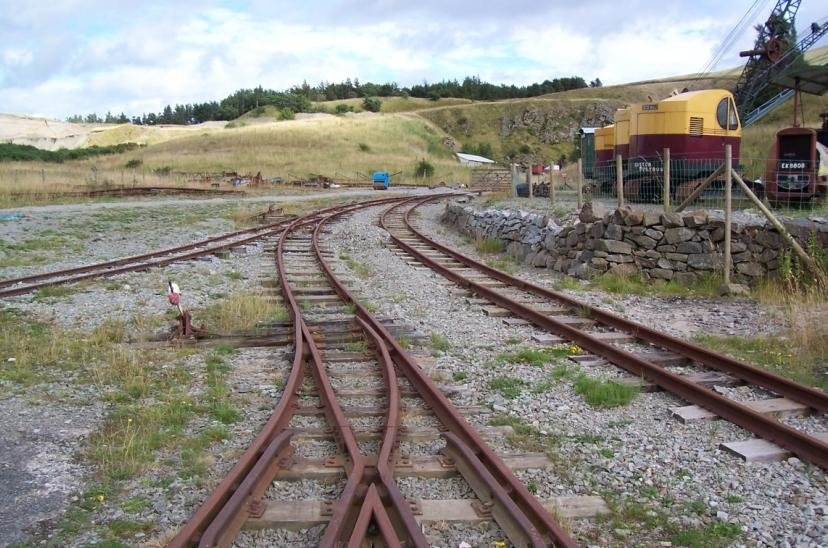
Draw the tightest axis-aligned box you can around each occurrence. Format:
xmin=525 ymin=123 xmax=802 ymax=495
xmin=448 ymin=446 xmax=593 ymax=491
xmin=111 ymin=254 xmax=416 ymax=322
xmin=510 ymin=151 xmax=827 ymax=218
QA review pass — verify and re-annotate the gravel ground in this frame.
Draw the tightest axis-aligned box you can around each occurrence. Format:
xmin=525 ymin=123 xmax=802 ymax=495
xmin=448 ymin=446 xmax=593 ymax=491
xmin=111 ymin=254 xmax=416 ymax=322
xmin=1 ymin=189 xmax=826 ymax=547
xmin=323 ymin=198 xmax=827 ymax=547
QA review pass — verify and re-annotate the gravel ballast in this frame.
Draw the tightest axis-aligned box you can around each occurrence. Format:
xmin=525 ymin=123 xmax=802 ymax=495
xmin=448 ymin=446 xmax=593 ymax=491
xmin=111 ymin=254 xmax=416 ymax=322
xmin=1 ymin=189 xmax=825 ymax=546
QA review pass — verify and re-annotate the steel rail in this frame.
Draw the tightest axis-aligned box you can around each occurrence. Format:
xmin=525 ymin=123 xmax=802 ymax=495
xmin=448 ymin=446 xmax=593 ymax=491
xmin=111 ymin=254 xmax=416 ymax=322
xmin=316 ymin=201 xmax=577 ymax=547
xmin=167 ymin=198 xmax=407 ymax=547
xmin=0 ymin=214 xmax=292 ymax=292
xmin=382 ymin=196 xmax=828 ymax=469
xmin=395 ymin=195 xmax=828 ymax=413
xmin=0 ymin=196 xmax=405 ymax=298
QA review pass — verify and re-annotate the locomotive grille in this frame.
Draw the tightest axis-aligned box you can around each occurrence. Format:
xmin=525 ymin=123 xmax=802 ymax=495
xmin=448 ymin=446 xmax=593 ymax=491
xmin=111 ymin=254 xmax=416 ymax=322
xmin=689 ymin=117 xmax=703 ymax=136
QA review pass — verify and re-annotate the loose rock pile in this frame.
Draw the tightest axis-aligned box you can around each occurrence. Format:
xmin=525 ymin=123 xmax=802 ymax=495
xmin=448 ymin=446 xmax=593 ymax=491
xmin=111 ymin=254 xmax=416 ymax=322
xmin=443 ymin=201 xmax=828 ymax=285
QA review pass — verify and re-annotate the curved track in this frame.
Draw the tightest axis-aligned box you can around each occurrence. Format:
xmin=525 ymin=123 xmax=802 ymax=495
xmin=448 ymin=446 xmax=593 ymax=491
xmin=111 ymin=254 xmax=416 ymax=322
xmin=380 ymin=195 xmax=828 ymax=470
xmin=0 ymin=198 xmax=404 ymax=299
xmin=169 ymin=195 xmax=577 ymax=547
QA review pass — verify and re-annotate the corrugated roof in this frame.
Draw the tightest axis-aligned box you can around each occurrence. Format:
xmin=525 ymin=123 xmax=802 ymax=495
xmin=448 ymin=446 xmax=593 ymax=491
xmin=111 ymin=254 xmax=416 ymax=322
xmin=456 ymin=152 xmax=495 ymax=163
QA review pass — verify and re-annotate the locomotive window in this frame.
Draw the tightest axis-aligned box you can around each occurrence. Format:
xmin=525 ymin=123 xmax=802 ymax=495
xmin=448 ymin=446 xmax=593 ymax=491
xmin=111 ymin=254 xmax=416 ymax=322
xmin=727 ymin=98 xmax=739 ymax=130
xmin=716 ymin=99 xmax=728 ymax=129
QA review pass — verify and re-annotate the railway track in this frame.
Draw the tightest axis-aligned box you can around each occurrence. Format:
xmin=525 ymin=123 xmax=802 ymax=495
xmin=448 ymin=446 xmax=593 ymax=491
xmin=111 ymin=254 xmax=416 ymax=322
xmin=169 ymin=196 xmax=577 ymax=546
xmin=379 ymin=195 xmax=828 ymax=470
xmin=0 ymin=198 xmax=407 ymax=299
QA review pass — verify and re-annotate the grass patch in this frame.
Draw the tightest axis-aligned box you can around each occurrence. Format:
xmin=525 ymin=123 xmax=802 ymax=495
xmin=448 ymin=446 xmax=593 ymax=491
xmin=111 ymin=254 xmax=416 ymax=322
xmin=339 ymin=253 xmax=373 ymax=279
xmin=488 ymin=376 xmax=525 ymax=399
xmin=573 ymin=374 xmax=640 ymax=407
xmin=486 ymin=257 xmax=517 ymax=275
xmin=31 ymin=284 xmax=79 ymax=301
xmin=488 ymin=413 xmax=557 ymax=452
xmin=695 ymin=330 xmax=827 ymax=390
xmin=553 ymin=276 xmax=582 ymax=291
xmin=199 ymin=292 xmax=285 ymax=332
xmin=589 ymin=271 xmax=723 ymax=298
xmin=474 ymin=237 xmax=505 ymax=254
xmin=531 ymin=364 xmax=581 ymax=394
xmin=452 ymin=371 xmax=468 ymax=382
xmin=429 ymin=333 xmax=450 ymax=354
xmin=600 ymin=491 xmax=743 ymax=547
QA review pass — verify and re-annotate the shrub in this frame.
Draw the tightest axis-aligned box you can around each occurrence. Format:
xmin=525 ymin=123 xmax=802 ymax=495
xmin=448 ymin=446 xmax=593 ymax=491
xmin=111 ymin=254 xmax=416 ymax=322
xmin=335 ymin=104 xmax=354 ymax=114
xmin=415 ymin=158 xmax=434 ymax=178
xmin=279 ymin=108 xmax=295 ymax=120
xmin=362 ymin=97 xmax=381 ymax=112
xmin=125 ymin=158 xmax=142 ymax=169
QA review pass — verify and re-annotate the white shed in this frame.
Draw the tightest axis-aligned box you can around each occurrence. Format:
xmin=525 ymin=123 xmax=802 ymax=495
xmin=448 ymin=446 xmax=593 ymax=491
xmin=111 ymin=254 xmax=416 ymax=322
xmin=456 ymin=152 xmax=495 ymax=166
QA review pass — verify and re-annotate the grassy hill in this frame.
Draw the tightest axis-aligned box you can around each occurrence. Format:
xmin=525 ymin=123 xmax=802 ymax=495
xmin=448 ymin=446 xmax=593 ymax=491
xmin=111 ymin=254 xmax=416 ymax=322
xmin=2 ymin=45 xmax=827 ymax=191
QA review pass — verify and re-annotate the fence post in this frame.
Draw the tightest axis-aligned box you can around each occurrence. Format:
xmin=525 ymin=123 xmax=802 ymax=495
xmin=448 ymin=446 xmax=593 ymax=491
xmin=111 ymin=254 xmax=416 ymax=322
xmin=511 ymin=163 xmax=518 ymax=198
xmin=723 ymin=144 xmax=732 ymax=286
xmin=550 ymin=166 xmax=557 ymax=205
xmin=527 ymin=168 xmax=533 ymax=199
xmin=577 ymin=158 xmax=583 ymax=210
xmin=663 ymin=147 xmax=671 ymax=212
xmin=616 ymin=154 xmax=624 ymax=208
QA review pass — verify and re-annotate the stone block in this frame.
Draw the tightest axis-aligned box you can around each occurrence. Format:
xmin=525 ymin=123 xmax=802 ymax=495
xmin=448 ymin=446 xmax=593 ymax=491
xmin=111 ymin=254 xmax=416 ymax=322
xmin=732 ymin=251 xmax=752 ymax=263
xmin=621 ymin=208 xmax=645 ymax=226
xmin=687 ymin=253 xmax=720 ymax=270
xmin=593 ymin=250 xmax=608 ymax=258
xmin=665 ymin=253 xmax=689 ymax=262
xmin=682 ymin=211 xmax=708 ymax=227
xmin=590 ymin=257 xmax=609 ymax=269
xmin=656 ymin=245 xmax=677 ymax=253
xmin=595 ymin=239 xmax=632 ymax=254
xmin=604 ymin=223 xmax=624 ymax=241
xmin=649 ymin=268 xmax=674 ymax=280
xmin=736 ymin=262 xmax=764 ymax=277
xmin=644 ymin=228 xmax=663 ymax=241
xmin=590 ymin=222 xmax=605 ymax=239
xmin=730 ymin=241 xmax=747 ymax=253
xmin=579 ymin=201 xmax=608 ymax=223
xmin=661 ymin=212 xmax=684 ymax=227
xmin=575 ymin=222 xmax=589 ymax=235
xmin=674 ymin=272 xmax=698 ymax=286
xmin=643 ymin=212 xmax=661 ymax=226
xmin=664 ymin=227 xmax=695 ymax=244
xmin=630 ymin=235 xmax=658 ymax=249
xmin=532 ymin=251 xmax=549 ymax=267
xmin=644 ymin=250 xmax=661 ymax=259
xmin=607 ymin=254 xmax=634 ymax=263
xmin=657 ymin=258 xmax=673 ymax=269
xmin=676 ymin=241 xmax=702 ymax=254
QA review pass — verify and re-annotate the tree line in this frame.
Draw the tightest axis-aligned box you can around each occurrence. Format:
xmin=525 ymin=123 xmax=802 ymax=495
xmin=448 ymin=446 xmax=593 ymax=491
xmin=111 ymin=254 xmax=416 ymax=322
xmin=67 ymin=75 xmax=600 ymax=126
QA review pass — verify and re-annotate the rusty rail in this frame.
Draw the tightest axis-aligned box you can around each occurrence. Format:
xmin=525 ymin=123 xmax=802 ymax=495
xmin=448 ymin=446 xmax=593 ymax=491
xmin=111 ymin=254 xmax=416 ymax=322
xmin=315 ymin=200 xmax=577 ymax=547
xmin=380 ymin=195 xmax=828 ymax=470
xmin=167 ymin=196 xmax=408 ymax=547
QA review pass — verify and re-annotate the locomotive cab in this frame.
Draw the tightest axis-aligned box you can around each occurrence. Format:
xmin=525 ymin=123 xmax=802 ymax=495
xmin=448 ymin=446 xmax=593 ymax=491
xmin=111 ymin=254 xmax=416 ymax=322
xmin=764 ymin=122 xmax=828 ymax=202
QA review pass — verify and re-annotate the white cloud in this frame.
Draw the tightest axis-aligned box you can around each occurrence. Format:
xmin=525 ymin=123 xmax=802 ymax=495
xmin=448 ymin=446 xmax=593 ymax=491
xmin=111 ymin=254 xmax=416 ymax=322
xmin=1 ymin=1 xmax=826 ymax=119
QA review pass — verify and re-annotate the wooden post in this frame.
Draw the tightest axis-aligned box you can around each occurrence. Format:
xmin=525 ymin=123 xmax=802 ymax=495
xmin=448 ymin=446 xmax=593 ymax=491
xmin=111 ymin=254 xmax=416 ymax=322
xmin=616 ymin=154 xmax=624 ymax=208
xmin=723 ymin=144 xmax=732 ymax=285
xmin=663 ymin=147 xmax=671 ymax=212
xmin=577 ymin=158 xmax=583 ymax=210
xmin=550 ymin=167 xmax=557 ymax=205
xmin=732 ymin=170 xmax=827 ymax=285
xmin=511 ymin=164 xmax=517 ymax=198
xmin=527 ymin=168 xmax=533 ymax=199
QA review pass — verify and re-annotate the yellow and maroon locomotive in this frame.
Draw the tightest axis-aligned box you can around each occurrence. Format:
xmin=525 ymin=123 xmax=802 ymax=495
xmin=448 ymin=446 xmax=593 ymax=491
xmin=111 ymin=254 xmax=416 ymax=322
xmin=593 ymin=89 xmax=742 ymax=201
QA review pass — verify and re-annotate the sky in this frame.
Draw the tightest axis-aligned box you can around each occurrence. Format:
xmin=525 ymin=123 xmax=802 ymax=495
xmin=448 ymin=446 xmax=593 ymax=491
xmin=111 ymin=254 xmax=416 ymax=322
xmin=1 ymin=0 xmax=826 ymax=120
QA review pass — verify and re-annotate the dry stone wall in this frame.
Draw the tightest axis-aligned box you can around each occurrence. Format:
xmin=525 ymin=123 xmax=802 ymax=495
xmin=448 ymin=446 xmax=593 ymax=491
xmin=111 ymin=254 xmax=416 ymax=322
xmin=443 ymin=202 xmax=828 ymax=285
